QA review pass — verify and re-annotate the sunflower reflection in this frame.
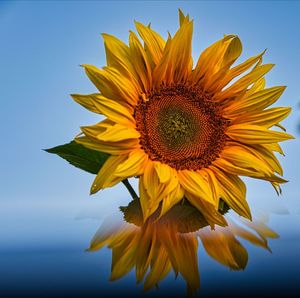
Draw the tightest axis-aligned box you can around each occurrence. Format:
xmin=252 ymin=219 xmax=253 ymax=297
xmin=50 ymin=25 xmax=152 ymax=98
xmin=88 ymin=199 xmax=278 ymax=296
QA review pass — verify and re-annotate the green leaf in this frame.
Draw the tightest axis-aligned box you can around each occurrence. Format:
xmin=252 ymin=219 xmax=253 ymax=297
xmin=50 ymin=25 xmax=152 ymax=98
xmin=45 ymin=141 xmax=110 ymax=174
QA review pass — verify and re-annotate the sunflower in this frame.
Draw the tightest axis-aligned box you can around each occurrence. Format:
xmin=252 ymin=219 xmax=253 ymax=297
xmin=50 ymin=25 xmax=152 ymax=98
xmin=72 ymin=10 xmax=293 ymax=223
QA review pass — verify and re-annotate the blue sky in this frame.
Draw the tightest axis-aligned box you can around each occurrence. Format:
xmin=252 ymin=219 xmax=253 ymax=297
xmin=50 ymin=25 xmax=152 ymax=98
xmin=0 ymin=1 xmax=300 ymax=249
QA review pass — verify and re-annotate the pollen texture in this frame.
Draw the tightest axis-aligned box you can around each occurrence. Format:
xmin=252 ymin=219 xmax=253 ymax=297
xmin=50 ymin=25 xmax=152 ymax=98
xmin=135 ymin=85 xmax=229 ymax=170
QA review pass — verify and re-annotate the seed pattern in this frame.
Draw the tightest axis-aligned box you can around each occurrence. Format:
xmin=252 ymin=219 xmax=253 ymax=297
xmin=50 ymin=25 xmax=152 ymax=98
xmin=134 ymin=84 xmax=229 ymax=170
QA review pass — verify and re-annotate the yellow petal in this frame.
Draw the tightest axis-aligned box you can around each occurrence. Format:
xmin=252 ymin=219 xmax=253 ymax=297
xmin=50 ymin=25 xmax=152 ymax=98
xmin=154 ymin=161 xmax=173 ymax=183
xmin=159 ymin=184 xmax=184 ymax=218
xmin=191 ymin=35 xmax=241 ymax=89
xmin=135 ymin=21 xmax=165 ymax=67
xmin=102 ymin=33 xmax=140 ymax=90
xmin=72 ymin=93 xmax=135 ymax=127
xmin=211 ymin=167 xmax=251 ymax=220
xmin=202 ymin=168 xmax=221 ymax=206
xmin=139 ymin=177 xmax=160 ymax=221
xmin=95 ymin=124 xmax=140 ymax=142
xmin=75 ymin=135 xmax=139 ymax=155
xmin=140 ymin=161 xmax=179 ymax=221
xmin=233 ymin=107 xmax=291 ymax=129
xmin=81 ymin=118 xmax=113 ymax=135
xmin=246 ymin=77 xmax=266 ymax=95
xmin=70 ymin=93 xmax=101 ymax=114
xmin=81 ymin=120 xmax=138 ymax=143
xmin=263 ymin=142 xmax=285 ymax=155
xmin=82 ymin=64 xmax=139 ymax=109
xmin=115 ymin=149 xmax=148 ymax=177
xmin=178 ymin=170 xmax=215 ymax=206
xmin=129 ymin=31 xmax=152 ymax=92
xmin=219 ymin=145 xmax=276 ymax=175
xmin=185 ymin=192 xmax=227 ymax=228
xmin=244 ymin=144 xmax=283 ymax=176
xmin=204 ymin=36 xmax=243 ymax=92
xmin=216 ymin=64 xmax=274 ymax=101
xmin=144 ymin=161 xmax=178 ymax=203
xmin=214 ymin=145 xmax=288 ymax=184
xmin=226 ymin=124 xmax=294 ymax=144
xmin=219 ymin=50 xmax=266 ymax=90
xmin=153 ymin=19 xmax=193 ymax=85
xmin=224 ymin=86 xmax=286 ymax=117
xmin=178 ymin=9 xmax=190 ymax=26
xmin=90 ymin=154 xmax=128 ymax=194
xmin=221 ymin=77 xmax=266 ymax=111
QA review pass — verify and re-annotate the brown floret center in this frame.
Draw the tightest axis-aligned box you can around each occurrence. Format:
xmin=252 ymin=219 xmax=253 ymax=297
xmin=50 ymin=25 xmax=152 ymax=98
xmin=134 ymin=84 xmax=229 ymax=170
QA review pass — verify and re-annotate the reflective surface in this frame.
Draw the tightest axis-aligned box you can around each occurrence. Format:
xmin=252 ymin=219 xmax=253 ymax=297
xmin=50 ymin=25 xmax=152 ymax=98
xmin=1 ymin=197 xmax=299 ymax=297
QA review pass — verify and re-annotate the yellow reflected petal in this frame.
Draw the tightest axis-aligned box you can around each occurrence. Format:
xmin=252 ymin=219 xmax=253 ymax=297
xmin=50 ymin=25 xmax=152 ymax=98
xmin=228 ymin=220 xmax=271 ymax=251
xmin=110 ymin=233 xmax=140 ymax=281
xmin=199 ymin=227 xmax=248 ymax=270
xmin=144 ymin=246 xmax=172 ymax=291
xmin=89 ymin=199 xmax=279 ymax=294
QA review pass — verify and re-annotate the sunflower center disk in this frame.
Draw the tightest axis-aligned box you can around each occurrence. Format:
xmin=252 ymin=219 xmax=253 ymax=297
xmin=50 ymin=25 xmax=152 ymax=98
xmin=134 ymin=85 xmax=229 ymax=171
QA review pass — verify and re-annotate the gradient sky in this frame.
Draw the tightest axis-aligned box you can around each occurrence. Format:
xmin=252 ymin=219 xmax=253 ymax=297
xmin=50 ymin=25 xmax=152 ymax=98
xmin=0 ymin=0 xmax=300 ymax=251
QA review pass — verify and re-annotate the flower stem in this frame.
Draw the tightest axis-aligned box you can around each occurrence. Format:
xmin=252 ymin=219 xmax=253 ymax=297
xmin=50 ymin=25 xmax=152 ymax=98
xmin=122 ymin=179 xmax=138 ymax=199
